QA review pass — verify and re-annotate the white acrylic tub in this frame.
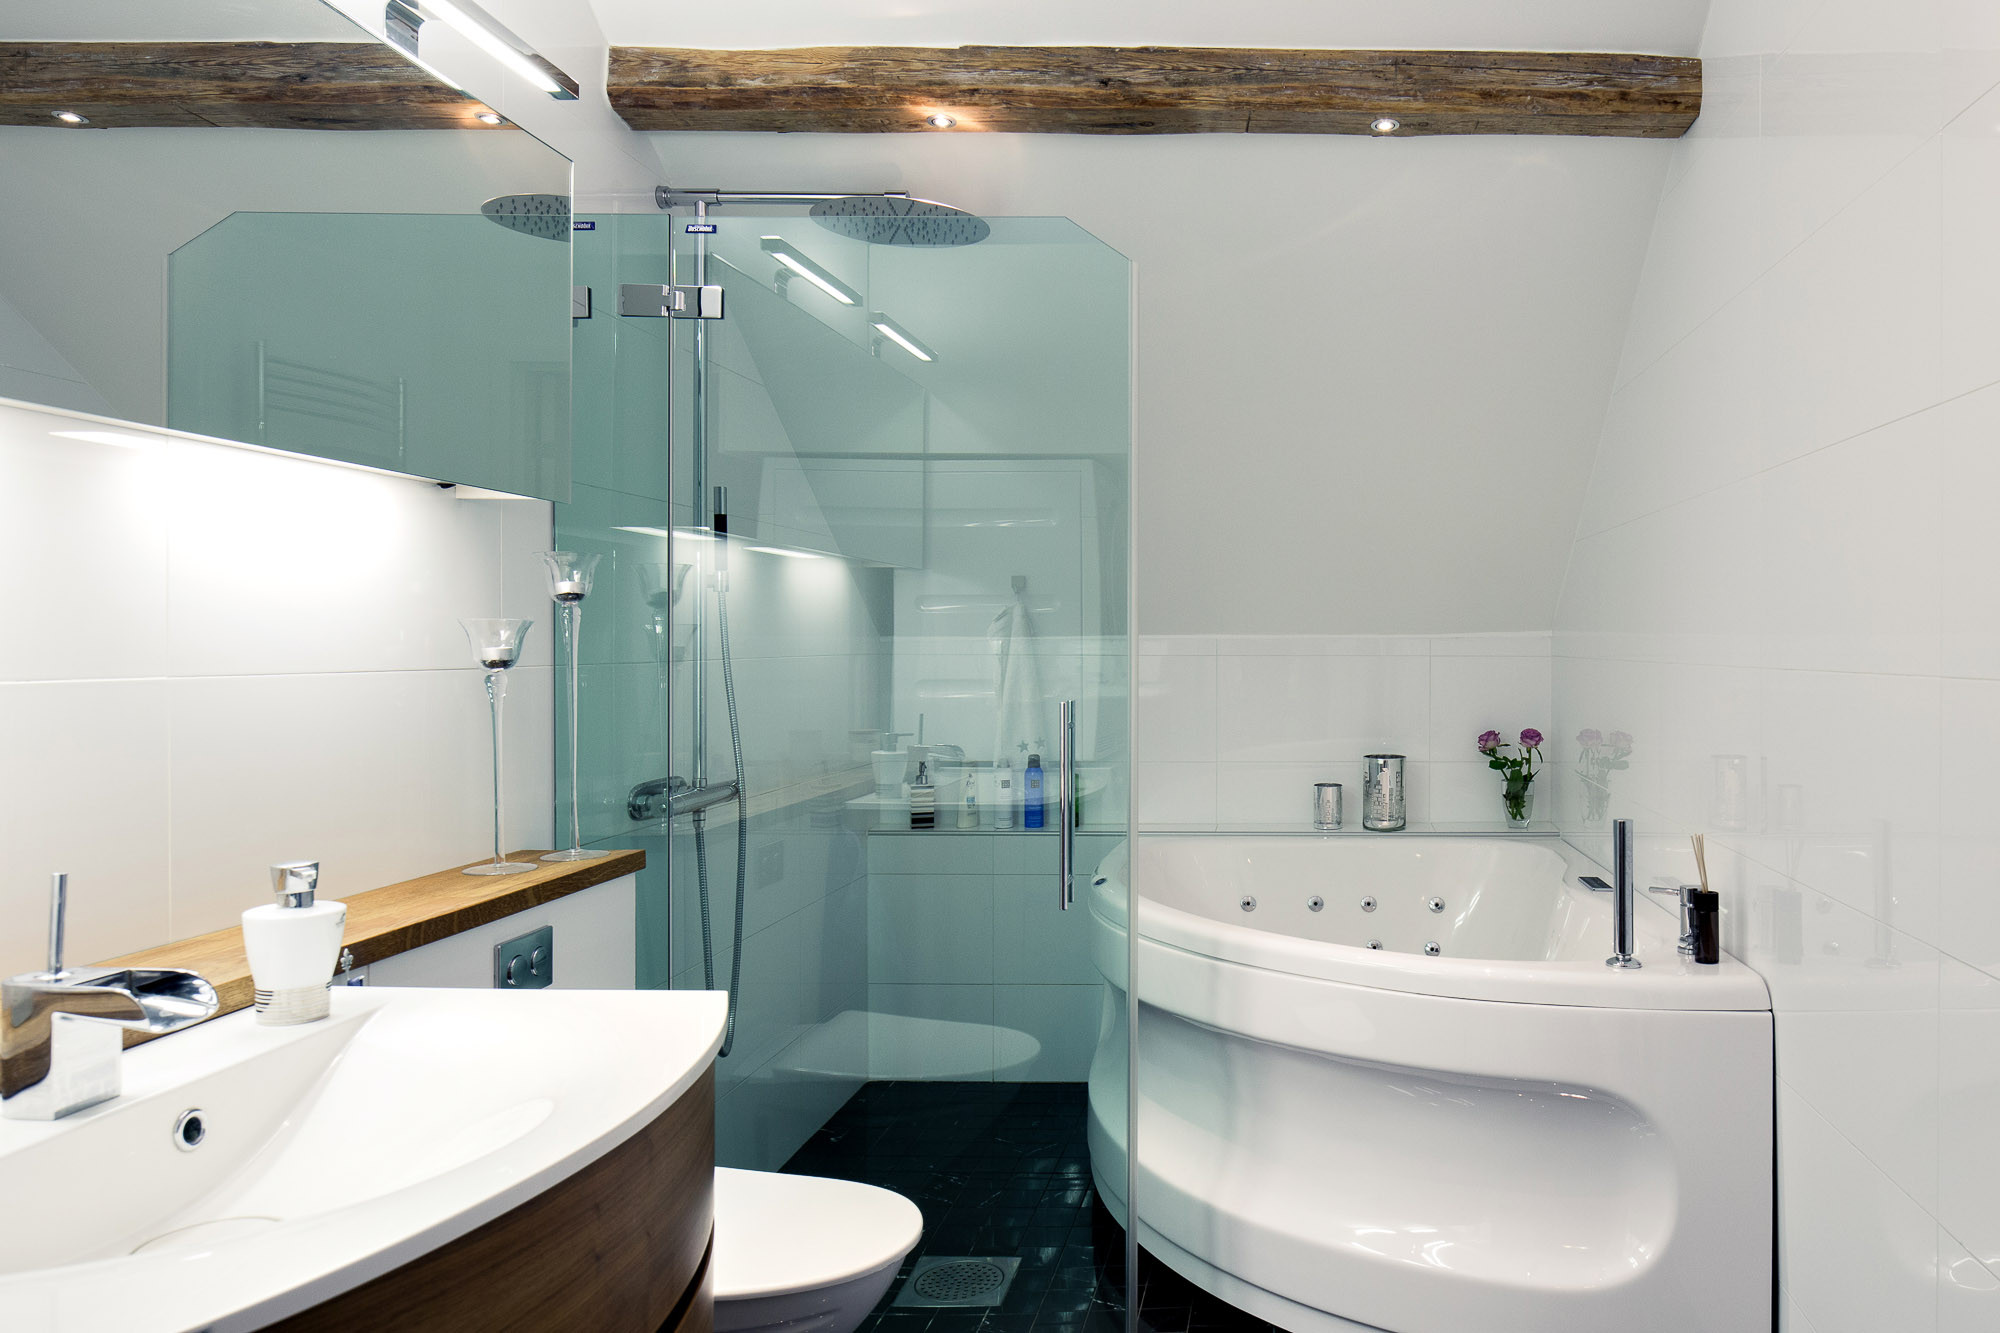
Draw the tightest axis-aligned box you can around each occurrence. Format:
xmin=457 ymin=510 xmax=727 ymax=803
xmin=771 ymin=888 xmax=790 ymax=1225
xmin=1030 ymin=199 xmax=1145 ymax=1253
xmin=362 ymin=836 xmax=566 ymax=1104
xmin=1086 ymin=835 xmax=1773 ymax=1333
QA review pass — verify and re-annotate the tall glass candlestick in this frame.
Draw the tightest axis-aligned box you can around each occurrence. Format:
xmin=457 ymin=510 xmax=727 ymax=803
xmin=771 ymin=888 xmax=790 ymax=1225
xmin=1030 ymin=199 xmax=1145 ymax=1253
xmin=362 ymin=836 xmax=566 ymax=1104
xmin=461 ymin=618 xmax=537 ymax=875
xmin=541 ymin=551 xmax=610 ymax=862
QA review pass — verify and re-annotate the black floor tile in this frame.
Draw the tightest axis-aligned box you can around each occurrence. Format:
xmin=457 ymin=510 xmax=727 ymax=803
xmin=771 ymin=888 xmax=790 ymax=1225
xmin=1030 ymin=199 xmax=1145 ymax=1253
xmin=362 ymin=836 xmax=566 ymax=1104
xmin=783 ymin=1080 xmax=1269 ymax=1333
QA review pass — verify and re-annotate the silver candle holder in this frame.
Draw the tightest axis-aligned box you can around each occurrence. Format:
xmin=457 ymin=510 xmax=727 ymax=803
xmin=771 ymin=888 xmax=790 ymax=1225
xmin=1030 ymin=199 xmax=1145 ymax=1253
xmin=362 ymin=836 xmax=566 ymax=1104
xmin=1363 ymin=755 xmax=1406 ymax=831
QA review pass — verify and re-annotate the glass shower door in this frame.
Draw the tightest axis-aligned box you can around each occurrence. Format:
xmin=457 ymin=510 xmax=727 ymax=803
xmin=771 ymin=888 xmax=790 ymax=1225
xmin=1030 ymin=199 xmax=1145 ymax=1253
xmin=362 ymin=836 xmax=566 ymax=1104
xmin=558 ymin=204 xmax=1134 ymax=1332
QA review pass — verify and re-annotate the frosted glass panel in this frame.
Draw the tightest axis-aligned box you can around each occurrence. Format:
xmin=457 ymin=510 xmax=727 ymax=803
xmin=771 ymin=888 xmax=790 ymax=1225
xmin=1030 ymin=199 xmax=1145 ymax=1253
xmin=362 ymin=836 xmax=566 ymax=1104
xmin=167 ymin=212 xmax=570 ymax=499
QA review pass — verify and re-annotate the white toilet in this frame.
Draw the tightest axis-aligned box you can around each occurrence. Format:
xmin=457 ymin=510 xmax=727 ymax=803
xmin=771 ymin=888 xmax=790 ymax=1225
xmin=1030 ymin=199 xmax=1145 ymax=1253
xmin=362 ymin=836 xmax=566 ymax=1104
xmin=713 ymin=1167 xmax=924 ymax=1333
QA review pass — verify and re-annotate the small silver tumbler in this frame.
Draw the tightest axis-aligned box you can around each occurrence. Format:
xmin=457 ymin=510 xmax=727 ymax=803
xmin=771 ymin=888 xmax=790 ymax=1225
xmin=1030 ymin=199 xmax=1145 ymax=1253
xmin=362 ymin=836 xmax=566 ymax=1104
xmin=1363 ymin=755 xmax=1406 ymax=831
xmin=1313 ymin=783 xmax=1343 ymax=830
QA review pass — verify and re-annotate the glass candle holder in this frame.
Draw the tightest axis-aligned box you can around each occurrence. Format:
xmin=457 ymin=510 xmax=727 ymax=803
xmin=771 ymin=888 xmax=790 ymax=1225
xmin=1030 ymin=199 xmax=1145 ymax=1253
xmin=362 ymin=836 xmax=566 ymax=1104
xmin=540 ymin=552 xmax=610 ymax=862
xmin=461 ymin=617 xmax=536 ymax=875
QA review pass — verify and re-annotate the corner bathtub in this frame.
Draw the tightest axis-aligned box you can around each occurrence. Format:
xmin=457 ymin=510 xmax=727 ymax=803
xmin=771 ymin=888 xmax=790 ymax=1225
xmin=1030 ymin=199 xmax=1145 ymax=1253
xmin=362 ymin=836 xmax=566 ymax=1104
xmin=1085 ymin=835 xmax=1773 ymax=1333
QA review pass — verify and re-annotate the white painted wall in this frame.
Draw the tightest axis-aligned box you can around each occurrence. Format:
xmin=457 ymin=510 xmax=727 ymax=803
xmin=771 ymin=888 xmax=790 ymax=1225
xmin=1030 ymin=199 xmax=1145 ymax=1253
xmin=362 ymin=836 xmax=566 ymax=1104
xmin=586 ymin=0 xmax=1711 ymax=55
xmin=621 ymin=139 xmax=1664 ymax=636
xmin=1550 ymin=1 xmax=2000 ymax=1329
xmin=0 ymin=398 xmax=555 ymax=978
xmin=588 ymin=4 xmax=1695 ymax=636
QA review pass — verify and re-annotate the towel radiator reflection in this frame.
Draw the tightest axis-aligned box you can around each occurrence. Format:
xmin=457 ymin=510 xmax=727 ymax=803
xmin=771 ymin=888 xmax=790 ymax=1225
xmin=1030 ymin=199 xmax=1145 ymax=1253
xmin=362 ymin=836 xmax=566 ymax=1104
xmin=256 ymin=340 xmax=406 ymax=466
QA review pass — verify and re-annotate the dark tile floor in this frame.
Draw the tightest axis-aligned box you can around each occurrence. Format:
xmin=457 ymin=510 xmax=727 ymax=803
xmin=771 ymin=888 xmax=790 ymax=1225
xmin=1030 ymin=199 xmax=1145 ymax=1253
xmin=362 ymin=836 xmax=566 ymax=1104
xmin=779 ymin=1081 xmax=1280 ymax=1333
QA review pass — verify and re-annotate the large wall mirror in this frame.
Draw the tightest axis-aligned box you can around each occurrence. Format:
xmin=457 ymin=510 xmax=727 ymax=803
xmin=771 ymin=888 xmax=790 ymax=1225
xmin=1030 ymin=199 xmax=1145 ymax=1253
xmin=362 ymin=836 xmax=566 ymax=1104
xmin=0 ymin=0 xmax=574 ymax=499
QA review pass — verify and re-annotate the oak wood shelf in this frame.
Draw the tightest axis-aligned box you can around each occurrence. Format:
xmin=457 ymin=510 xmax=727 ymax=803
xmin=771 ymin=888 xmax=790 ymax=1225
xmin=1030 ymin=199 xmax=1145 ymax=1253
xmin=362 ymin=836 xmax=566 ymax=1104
xmin=98 ymin=848 xmax=645 ymax=1039
xmin=607 ymin=45 xmax=1702 ymax=138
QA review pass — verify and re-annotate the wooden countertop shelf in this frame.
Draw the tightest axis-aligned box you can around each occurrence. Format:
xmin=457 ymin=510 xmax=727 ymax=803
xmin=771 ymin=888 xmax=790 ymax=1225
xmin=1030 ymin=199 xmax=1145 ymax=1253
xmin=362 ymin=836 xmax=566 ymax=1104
xmin=99 ymin=849 xmax=645 ymax=1035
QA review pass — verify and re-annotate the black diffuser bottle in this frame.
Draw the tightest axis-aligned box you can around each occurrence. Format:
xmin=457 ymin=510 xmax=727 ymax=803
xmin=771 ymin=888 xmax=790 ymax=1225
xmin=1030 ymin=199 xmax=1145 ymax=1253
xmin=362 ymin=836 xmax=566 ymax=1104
xmin=1689 ymin=889 xmax=1721 ymax=965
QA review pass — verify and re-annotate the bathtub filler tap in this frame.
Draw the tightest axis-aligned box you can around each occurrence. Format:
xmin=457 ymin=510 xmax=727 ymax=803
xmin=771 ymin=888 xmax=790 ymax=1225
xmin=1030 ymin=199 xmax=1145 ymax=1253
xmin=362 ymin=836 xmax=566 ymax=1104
xmin=1579 ymin=817 xmax=1642 ymax=969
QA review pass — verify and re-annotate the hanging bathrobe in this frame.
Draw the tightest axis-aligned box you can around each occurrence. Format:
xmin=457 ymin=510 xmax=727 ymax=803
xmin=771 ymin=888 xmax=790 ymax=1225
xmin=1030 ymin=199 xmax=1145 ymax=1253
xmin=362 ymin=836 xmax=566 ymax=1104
xmin=989 ymin=591 xmax=1047 ymax=765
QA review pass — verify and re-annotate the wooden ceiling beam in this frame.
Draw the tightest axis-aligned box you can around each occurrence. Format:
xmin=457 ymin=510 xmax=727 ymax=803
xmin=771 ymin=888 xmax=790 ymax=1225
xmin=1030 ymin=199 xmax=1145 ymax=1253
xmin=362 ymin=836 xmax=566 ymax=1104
xmin=607 ymin=45 xmax=1702 ymax=138
xmin=0 ymin=41 xmax=504 ymax=131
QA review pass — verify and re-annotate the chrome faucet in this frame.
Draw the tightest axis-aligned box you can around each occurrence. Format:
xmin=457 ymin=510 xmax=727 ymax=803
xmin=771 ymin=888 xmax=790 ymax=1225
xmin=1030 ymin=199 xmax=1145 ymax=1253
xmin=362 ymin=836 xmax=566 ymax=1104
xmin=2 ymin=873 xmax=219 ymax=1120
xmin=1579 ymin=818 xmax=1642 ymax=970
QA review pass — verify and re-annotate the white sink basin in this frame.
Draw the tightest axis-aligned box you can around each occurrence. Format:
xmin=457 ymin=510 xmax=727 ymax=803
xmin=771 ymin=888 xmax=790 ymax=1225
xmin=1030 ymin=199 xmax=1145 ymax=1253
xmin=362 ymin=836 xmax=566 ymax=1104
xmin=0 ymin=986 xmax=727 ymax=1332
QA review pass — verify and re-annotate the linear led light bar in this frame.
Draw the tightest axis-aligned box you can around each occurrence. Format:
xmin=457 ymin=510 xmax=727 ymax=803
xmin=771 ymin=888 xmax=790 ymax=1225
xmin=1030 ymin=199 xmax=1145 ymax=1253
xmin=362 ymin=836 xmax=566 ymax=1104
xmin=384 ymin=0 xmax=579 ymax=99
xmin=868 ymin=311 xmax=937 ymax=363
xmin=759 ymin=237 xmax=861 ymax=305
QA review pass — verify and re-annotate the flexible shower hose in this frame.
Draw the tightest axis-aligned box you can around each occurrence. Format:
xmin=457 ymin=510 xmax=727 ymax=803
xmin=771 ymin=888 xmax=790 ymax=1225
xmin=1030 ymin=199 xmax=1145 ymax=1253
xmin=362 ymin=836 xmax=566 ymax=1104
xmin=693 ymin=575 xmax=747 ymax=1058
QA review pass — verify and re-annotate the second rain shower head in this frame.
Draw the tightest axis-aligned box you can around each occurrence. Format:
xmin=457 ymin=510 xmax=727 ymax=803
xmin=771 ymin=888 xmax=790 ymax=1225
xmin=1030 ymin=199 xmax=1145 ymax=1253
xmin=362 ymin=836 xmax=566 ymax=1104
xmin=481 ymin=193 xmax=570 ymax=241
xmin=809 ymin=195 xmax=990 ymax=247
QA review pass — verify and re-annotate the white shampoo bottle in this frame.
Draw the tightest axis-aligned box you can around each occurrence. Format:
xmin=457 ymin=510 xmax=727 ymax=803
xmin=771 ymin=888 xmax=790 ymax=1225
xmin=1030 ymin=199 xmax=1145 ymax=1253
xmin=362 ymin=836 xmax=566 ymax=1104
xmin=242 ymin=860 xmax=346 ymax=1025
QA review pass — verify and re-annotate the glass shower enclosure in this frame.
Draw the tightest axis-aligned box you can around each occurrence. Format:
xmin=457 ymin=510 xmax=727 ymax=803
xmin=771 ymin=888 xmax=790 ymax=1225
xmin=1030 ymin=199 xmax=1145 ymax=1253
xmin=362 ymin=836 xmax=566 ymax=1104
xmin=558 ymin=201 xmax=1134 ymax=1331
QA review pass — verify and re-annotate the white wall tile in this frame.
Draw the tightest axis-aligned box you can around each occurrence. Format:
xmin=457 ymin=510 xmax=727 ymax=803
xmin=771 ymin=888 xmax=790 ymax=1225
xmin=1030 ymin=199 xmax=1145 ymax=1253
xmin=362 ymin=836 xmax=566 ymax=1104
xmin=1938 ymin=960 xmax=2000 ymax=1275
xmin=1216 ymin=654 xmax=1429 ymax=763
xmin=0 ymin=410 xmax=169 ymax=683
xmin=1215 ymin=760 xmax=1396 ymax=827
xmin=1938 ymin=1224 xmax=2000 ymax=1332
xmin=1939 ymin=677 xmax=2000 ymax=976
xmin=866 ymin=873 xmax=994 ymax=985
xmin=0 ymin=399 xmax=557 ymax=972
xmin=1134 ymin=760 xmax=1216 ymax=825
xmin=1757 ymin=412 xmax=1943 ymax=676
xmin=993 ymin=874 xmax=1097 ymax=985
xmin=1757 ymin=140 xmax=1944 ymax=468
xmin=1554 ymin=6 xmax=1987 ymax=1325
xmin=1135 ymin=650 xmax=1217 ymax=762
xmin=164 ymin=666 xmax=552 ymax=939
xmin=1778 ymin=1084 xmax=1940 ymax=1333
xmin=0 ymin=681 xmax=171 ymax=976
xmin=1428 ymin=655 xmax=1552 ymax=761
xmin=994 ymin=985 xmax=1103 ymax=1082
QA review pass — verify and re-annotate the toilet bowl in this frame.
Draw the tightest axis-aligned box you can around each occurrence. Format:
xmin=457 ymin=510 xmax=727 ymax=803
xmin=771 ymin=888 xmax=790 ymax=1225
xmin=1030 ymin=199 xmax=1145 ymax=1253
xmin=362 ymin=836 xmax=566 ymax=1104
xmin=713 ymin=1167 xmax=924 ymax=1333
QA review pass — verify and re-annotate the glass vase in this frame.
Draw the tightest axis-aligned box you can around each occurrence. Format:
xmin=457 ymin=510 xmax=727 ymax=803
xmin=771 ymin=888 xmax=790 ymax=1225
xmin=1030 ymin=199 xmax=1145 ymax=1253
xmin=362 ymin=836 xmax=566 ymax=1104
xmin=1504 ymin=787 xmax=1535 ymax=830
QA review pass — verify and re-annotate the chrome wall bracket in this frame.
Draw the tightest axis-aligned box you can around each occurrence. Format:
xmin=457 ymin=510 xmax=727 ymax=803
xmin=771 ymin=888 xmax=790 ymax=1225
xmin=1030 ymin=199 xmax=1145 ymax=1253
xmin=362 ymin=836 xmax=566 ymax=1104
xmin=617 ymin=283 xmax=724 ymax=320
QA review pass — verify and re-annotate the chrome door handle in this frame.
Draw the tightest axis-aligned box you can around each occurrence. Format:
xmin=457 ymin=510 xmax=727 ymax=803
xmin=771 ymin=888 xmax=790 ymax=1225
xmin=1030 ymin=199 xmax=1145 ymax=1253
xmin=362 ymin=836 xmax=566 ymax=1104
xmin=1058 ymin=700 xmax=1076 ymax=910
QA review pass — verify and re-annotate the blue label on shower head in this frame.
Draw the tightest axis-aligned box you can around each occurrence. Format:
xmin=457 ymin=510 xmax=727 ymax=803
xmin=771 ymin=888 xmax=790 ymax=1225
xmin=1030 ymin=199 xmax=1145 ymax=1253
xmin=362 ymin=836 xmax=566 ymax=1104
xmin=572 ymin=220 xmax=596 ymax=231
xmin=685 ymin=223 xmax=718 ymax=233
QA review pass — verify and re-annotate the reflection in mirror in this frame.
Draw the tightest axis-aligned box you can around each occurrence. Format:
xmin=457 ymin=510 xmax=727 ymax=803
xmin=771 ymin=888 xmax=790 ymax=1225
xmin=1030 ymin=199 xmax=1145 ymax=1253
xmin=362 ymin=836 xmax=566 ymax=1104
xmin=0 ymin=0 xmax=574 ymax=499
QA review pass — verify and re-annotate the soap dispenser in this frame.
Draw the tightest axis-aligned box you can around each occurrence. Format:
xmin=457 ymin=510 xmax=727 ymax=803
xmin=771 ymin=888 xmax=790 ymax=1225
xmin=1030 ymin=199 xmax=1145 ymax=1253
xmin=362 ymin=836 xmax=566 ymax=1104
xmin=242 ymin=861 xmax=346 ymax=1025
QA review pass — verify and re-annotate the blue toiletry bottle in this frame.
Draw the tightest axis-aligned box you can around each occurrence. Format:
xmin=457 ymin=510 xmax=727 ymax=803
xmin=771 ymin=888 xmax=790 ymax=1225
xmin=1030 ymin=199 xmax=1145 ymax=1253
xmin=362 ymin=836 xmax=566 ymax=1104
xmin=1023 ymin=753 xmax=1046 ymax=828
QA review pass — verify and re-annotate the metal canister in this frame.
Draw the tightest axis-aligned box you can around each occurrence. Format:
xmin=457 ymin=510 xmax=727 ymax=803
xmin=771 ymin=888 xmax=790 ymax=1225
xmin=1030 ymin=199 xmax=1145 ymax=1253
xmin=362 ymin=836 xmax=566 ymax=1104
xmin=1313 ymin=782 xmax=1343 ymax=830
xmin=1363 ymin=755 xmax=1406 ymax=831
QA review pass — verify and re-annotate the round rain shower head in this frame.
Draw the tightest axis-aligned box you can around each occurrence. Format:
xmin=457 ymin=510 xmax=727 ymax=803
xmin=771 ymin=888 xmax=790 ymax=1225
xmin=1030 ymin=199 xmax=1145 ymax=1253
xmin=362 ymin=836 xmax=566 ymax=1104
xmin=481 ymin=193 xmax=571 ymax=241
xmin=809 ymin=196 xmax=990 ymax=247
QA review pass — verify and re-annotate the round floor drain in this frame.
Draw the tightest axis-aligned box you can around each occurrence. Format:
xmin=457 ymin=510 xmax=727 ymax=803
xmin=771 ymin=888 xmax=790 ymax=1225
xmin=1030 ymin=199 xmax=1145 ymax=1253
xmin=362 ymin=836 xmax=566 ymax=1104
xmin=912 ymin=1260 xmax=1008 ymax=1303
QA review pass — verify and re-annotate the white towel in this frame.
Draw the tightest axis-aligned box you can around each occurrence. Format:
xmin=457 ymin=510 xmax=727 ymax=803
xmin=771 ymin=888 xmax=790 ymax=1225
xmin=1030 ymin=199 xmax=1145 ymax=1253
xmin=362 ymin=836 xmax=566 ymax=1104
xmin=989 ymin=594 xmax=1046 ymax=765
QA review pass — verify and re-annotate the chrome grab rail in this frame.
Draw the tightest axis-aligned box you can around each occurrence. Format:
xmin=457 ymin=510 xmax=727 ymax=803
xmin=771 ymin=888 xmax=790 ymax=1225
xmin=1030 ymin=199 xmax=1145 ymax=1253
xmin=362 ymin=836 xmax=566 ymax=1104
xmin=1058 ymin=700 xmax=1076 ymax=910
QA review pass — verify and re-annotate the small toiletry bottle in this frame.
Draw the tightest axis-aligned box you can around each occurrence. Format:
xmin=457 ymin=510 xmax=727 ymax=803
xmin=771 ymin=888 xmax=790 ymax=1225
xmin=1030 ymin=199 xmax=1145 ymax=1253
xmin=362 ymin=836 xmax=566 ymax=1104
xmin=910 ymin=762 xmax=936 ymax=829
xmin=1689 ymin=889 xmax=1721 ymax=965
xmin=994 ymin=761 xmax=1016 ymax=830
xmin=957 ymin=771 xmax=979 ymax=828
xmin=242 ymin=861 xmax=346 ymax=1025
xmin=1023 ymin=753 xmax=1046 ymax=829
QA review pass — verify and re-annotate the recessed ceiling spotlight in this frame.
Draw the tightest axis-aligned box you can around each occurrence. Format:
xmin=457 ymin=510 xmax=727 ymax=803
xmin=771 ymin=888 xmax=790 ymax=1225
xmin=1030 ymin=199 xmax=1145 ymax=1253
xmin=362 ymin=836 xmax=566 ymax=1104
xmin=925 ymin=113 xmax=957 ymax=128
xmin=52 ymin=110 xmax=89 ymax=125
xmin=475 ymin=111 xmax=504 ymax=125
xmin=1370 ymin=116 xmax=1401 ymax=134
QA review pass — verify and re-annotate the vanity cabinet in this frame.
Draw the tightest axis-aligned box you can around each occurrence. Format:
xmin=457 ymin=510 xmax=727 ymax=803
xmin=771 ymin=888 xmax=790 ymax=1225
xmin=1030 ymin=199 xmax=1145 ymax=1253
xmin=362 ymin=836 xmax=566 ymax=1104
xmin=267 ymin=1067 xmax=715 ymax=1333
